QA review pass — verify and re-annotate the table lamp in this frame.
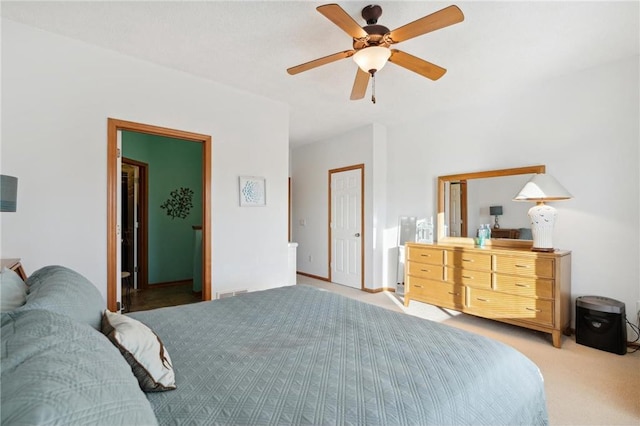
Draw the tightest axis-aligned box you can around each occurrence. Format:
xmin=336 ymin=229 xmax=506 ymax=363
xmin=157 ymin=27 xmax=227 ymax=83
xmin=0 ymin=175 xmax=18 ymax=212
xmin=489 ymin=205 xmax=503 ymax=229
xmin=513 ymin=174 xmax=572 ymax=252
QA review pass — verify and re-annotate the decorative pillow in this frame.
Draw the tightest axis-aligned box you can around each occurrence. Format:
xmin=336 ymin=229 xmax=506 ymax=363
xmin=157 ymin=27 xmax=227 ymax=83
xmin=0 ymin=267 xmax=28 ymax=312
xmin=20 ymin=265 xmax=105 ymax=330
xmin=102 ymin=310 xmax=176 ymax=392
xmin=1 ymin=309 xmax=158 ymax=425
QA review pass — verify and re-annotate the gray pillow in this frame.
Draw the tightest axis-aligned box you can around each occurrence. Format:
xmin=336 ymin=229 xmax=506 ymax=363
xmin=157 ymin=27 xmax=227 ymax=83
xmin=0 ymin=267 xmax=28 ymax=312
xmin=1 ymin=309 xmax=158 ymax=425
xmin=20 ymin=265 xmax=105 ymax=330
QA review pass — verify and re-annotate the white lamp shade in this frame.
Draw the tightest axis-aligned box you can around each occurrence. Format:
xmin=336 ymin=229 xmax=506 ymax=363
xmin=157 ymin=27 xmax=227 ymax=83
xmin=513 ymin=174 xmax=573 ymax=202
xmin=353 ymin=46 xmax=391 ymax=73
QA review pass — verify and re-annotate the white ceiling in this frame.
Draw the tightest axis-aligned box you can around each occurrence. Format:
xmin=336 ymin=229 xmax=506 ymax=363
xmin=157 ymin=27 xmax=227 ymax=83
xmin=2 ymin=1 xmax=638 ymax=146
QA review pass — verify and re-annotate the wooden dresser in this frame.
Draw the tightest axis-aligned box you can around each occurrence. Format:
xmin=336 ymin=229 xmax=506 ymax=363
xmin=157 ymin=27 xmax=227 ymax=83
xmin=404 ymin=243 xmax=571 ymax=348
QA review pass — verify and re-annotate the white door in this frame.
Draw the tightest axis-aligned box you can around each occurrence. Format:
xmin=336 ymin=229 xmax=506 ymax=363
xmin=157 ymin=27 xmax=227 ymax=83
xmin=330 ymin=168 xmax=362 ymax=288
xmin=450 ymin=182 xmax=462 ymax=237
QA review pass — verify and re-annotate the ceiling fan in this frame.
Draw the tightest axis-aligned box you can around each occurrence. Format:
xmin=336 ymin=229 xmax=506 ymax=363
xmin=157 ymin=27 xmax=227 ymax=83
xmin=287 ymin=3 xmax=464 ymax=103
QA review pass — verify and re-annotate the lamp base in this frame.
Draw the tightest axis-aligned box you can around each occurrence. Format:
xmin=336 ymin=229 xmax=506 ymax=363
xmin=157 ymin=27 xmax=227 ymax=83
xmin=527 ymin=203 xmax=558 ymax=252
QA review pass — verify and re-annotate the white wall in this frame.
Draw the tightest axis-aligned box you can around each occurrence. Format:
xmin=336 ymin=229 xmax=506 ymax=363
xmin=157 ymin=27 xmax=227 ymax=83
xmin=291 ymin=124 xmax=388 ymax=290
xmin=386 ymin=56 xmax=639 ymax=328
xmin=0 ymin=19 xmax=291 ymax=299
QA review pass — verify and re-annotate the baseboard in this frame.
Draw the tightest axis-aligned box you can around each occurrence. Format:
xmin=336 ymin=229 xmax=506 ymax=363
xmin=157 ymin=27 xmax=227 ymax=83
xmin=362 ymin=287 xmax=396 ymax=294
xmin=297 ymin=272 xmax=397 ymax=294
xmin=296 ymin=271 xmax=330 ymax=281
xmin=147 ymin=279 xmax=193 ymax=288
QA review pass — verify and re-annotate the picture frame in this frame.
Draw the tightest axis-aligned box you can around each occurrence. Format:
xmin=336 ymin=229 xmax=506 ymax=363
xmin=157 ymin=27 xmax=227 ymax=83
xmin=239 ymin=176 xmax=266 ymax=206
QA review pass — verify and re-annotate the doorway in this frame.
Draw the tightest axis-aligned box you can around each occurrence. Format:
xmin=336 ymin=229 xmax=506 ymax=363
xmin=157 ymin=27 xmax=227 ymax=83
xmin=107 ymin=118 xmax=211 ymax=312
xmin=328 ymin=164 xmax=364 ymax=289
xmin=448 ymin=180 xmax=467 ymax=237
xmin=121 ymin=158 xmax=147 ymax=293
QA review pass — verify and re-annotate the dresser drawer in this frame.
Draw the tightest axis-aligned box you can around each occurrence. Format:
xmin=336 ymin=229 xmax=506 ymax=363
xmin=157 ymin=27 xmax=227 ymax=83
xmin=495 ymin=256 xmax=554 ymax=279
xmin=467 ymin=288 xmax=553 ymax=326
xmin=494 ymin=274 xmax=554 ymax=299
xmin=408 ymin=276 xmax=464 ymax=310
xmin=407 ymin=245 xmax=445 ymax=265
xmin=445 ymin=267 xmax=492 ymax=289
xmin=407 ymin=260 xmax=444 ymax=281
xmin=446 ymin=251 xmax=492 ymax=271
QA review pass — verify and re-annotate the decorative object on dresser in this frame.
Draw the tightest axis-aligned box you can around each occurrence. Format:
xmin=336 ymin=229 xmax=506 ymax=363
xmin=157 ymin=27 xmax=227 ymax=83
xmin=404 ymin=243 xmax=572 ymax=348
xmin=489 ymin=205 xmax=503 ymax=228
xmin=513 ymin=173 xmax=573 ymax=252
xmin=0 ymin=175 xmax=18 ymax=212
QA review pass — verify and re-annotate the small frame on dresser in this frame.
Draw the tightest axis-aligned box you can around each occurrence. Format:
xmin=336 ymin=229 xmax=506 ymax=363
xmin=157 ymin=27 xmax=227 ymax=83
xmin=239 ymin=176 xmax=266 ymax=206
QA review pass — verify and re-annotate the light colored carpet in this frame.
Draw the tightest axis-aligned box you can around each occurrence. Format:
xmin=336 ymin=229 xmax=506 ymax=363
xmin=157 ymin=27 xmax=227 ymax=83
xmin=297 ymin=275 xmax=640 ymax=425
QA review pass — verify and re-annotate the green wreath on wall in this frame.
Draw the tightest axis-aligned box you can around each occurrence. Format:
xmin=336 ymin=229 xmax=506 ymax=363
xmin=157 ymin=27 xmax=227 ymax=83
xmin=160 ymin=187 xmax=194 ymax=220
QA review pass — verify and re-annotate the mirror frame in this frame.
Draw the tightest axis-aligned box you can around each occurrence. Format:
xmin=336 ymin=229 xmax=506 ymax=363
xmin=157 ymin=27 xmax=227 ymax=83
xmin=437 ymin=165 xmax=546 ymax=248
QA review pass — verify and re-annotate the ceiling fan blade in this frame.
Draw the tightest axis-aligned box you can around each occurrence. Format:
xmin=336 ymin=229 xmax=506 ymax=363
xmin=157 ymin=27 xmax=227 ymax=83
xmin=388 ymin=5 xmax=464 ymax=43
xmin=287 ymin=50 xmax=355 ymax=75
xmin=350 ymin=68 xmax=370 ymax=100
xmin=317 ymin=4 xmax=368 ymax=39
xmin=389 ymin=49 xmax=447 ymax=80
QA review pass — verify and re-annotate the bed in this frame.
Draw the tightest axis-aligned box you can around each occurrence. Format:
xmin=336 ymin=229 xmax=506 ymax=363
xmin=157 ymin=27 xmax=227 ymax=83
xmin=1 ymin=265 xmax=548 ymax=425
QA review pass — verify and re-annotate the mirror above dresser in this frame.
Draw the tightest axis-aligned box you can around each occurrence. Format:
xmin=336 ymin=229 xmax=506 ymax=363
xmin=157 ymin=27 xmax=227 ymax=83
xmin=437 ymin=165 xmax=546 ymax=248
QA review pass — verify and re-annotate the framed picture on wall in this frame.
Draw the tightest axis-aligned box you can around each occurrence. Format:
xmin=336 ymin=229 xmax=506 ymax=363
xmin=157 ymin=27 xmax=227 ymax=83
xmin=239 ymin=176 xmax=266 ymax=206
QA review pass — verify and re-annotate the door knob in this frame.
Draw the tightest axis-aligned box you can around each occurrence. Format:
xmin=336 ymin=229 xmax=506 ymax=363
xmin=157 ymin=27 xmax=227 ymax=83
xmin=354 ymin=233 xmax=361 ymax=237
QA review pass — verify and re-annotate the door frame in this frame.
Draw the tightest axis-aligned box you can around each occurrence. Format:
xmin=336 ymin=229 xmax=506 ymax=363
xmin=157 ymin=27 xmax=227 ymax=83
xmin=122 ymin=157 xmax=148 ymax=290
xmin=448 ymin=180 xmax=468 ymax=238
xmin=327 ymin=164 xmax=365 ymax=289
xmin=107 ymin=118 xmax=212 ymax=311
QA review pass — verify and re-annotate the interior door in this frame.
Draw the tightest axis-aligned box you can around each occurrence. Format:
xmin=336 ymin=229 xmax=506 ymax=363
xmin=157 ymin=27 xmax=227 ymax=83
xmin=449 ymin=182 xmax=462 ymax=237
xmin=330 ymin=167 xmax=362 ymax=289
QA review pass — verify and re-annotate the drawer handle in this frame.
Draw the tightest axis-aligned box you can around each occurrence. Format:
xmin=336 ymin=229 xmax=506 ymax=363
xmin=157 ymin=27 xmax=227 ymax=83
xmin=476 ymin=297 xmax=489 ymax=302
xmin=462 ymin=275 xmax=473 ymax=279
xmin=420 ymin=254 xmax=431 ymax=257
xmin=526 ymin=307 xmax=542 ymax=313
xmin=414 ymin=285 xmax=423 ymax=289
xmin=448 ymin=292 xmax=460 ymax=296
xmin=515 ymin=283 xmax=530 ymax=288
xmin=515 ymin=264 xmax=530 ymax=269
xmin=420 ymin=269 xmax=431 ymax=272
xmin=462 ymin=258 xmax=474 ymax=262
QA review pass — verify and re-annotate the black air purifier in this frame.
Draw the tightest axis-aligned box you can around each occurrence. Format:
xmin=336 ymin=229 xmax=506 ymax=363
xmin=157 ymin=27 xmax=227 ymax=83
xmin=576 ymin=296 xmax=627 ymax=355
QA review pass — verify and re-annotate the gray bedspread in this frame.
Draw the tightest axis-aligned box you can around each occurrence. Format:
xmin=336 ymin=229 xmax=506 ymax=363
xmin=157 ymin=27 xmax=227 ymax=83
xmin=129 ymin=285 xmax=548 ymax=425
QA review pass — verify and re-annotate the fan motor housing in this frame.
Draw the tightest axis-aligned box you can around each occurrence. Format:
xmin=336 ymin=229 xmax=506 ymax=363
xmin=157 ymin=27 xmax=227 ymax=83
xmin=353 ymin=24 xmax=391 ymax=49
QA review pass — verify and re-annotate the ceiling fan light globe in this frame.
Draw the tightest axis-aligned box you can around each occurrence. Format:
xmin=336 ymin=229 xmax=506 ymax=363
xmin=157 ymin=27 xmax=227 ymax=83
xmin=353 ymin=46 xmax=391 ymax=73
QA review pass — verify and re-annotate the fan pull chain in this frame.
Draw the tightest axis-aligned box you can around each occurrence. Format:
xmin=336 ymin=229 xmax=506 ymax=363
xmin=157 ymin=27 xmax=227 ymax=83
xmin=371 ymin=72 xmax=376 ymax=104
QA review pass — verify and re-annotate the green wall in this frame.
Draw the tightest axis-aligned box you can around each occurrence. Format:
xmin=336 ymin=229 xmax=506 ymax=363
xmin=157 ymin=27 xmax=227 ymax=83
xmin=122 ymin=131 xmax=203 ymax=285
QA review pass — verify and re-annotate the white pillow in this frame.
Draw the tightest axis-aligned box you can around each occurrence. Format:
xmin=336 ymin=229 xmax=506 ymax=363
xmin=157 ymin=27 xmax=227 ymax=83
xmin=1 ymin=267 xmax=28 ymax=312
xmin=101 ymin=310 xmax=176 ymax=392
